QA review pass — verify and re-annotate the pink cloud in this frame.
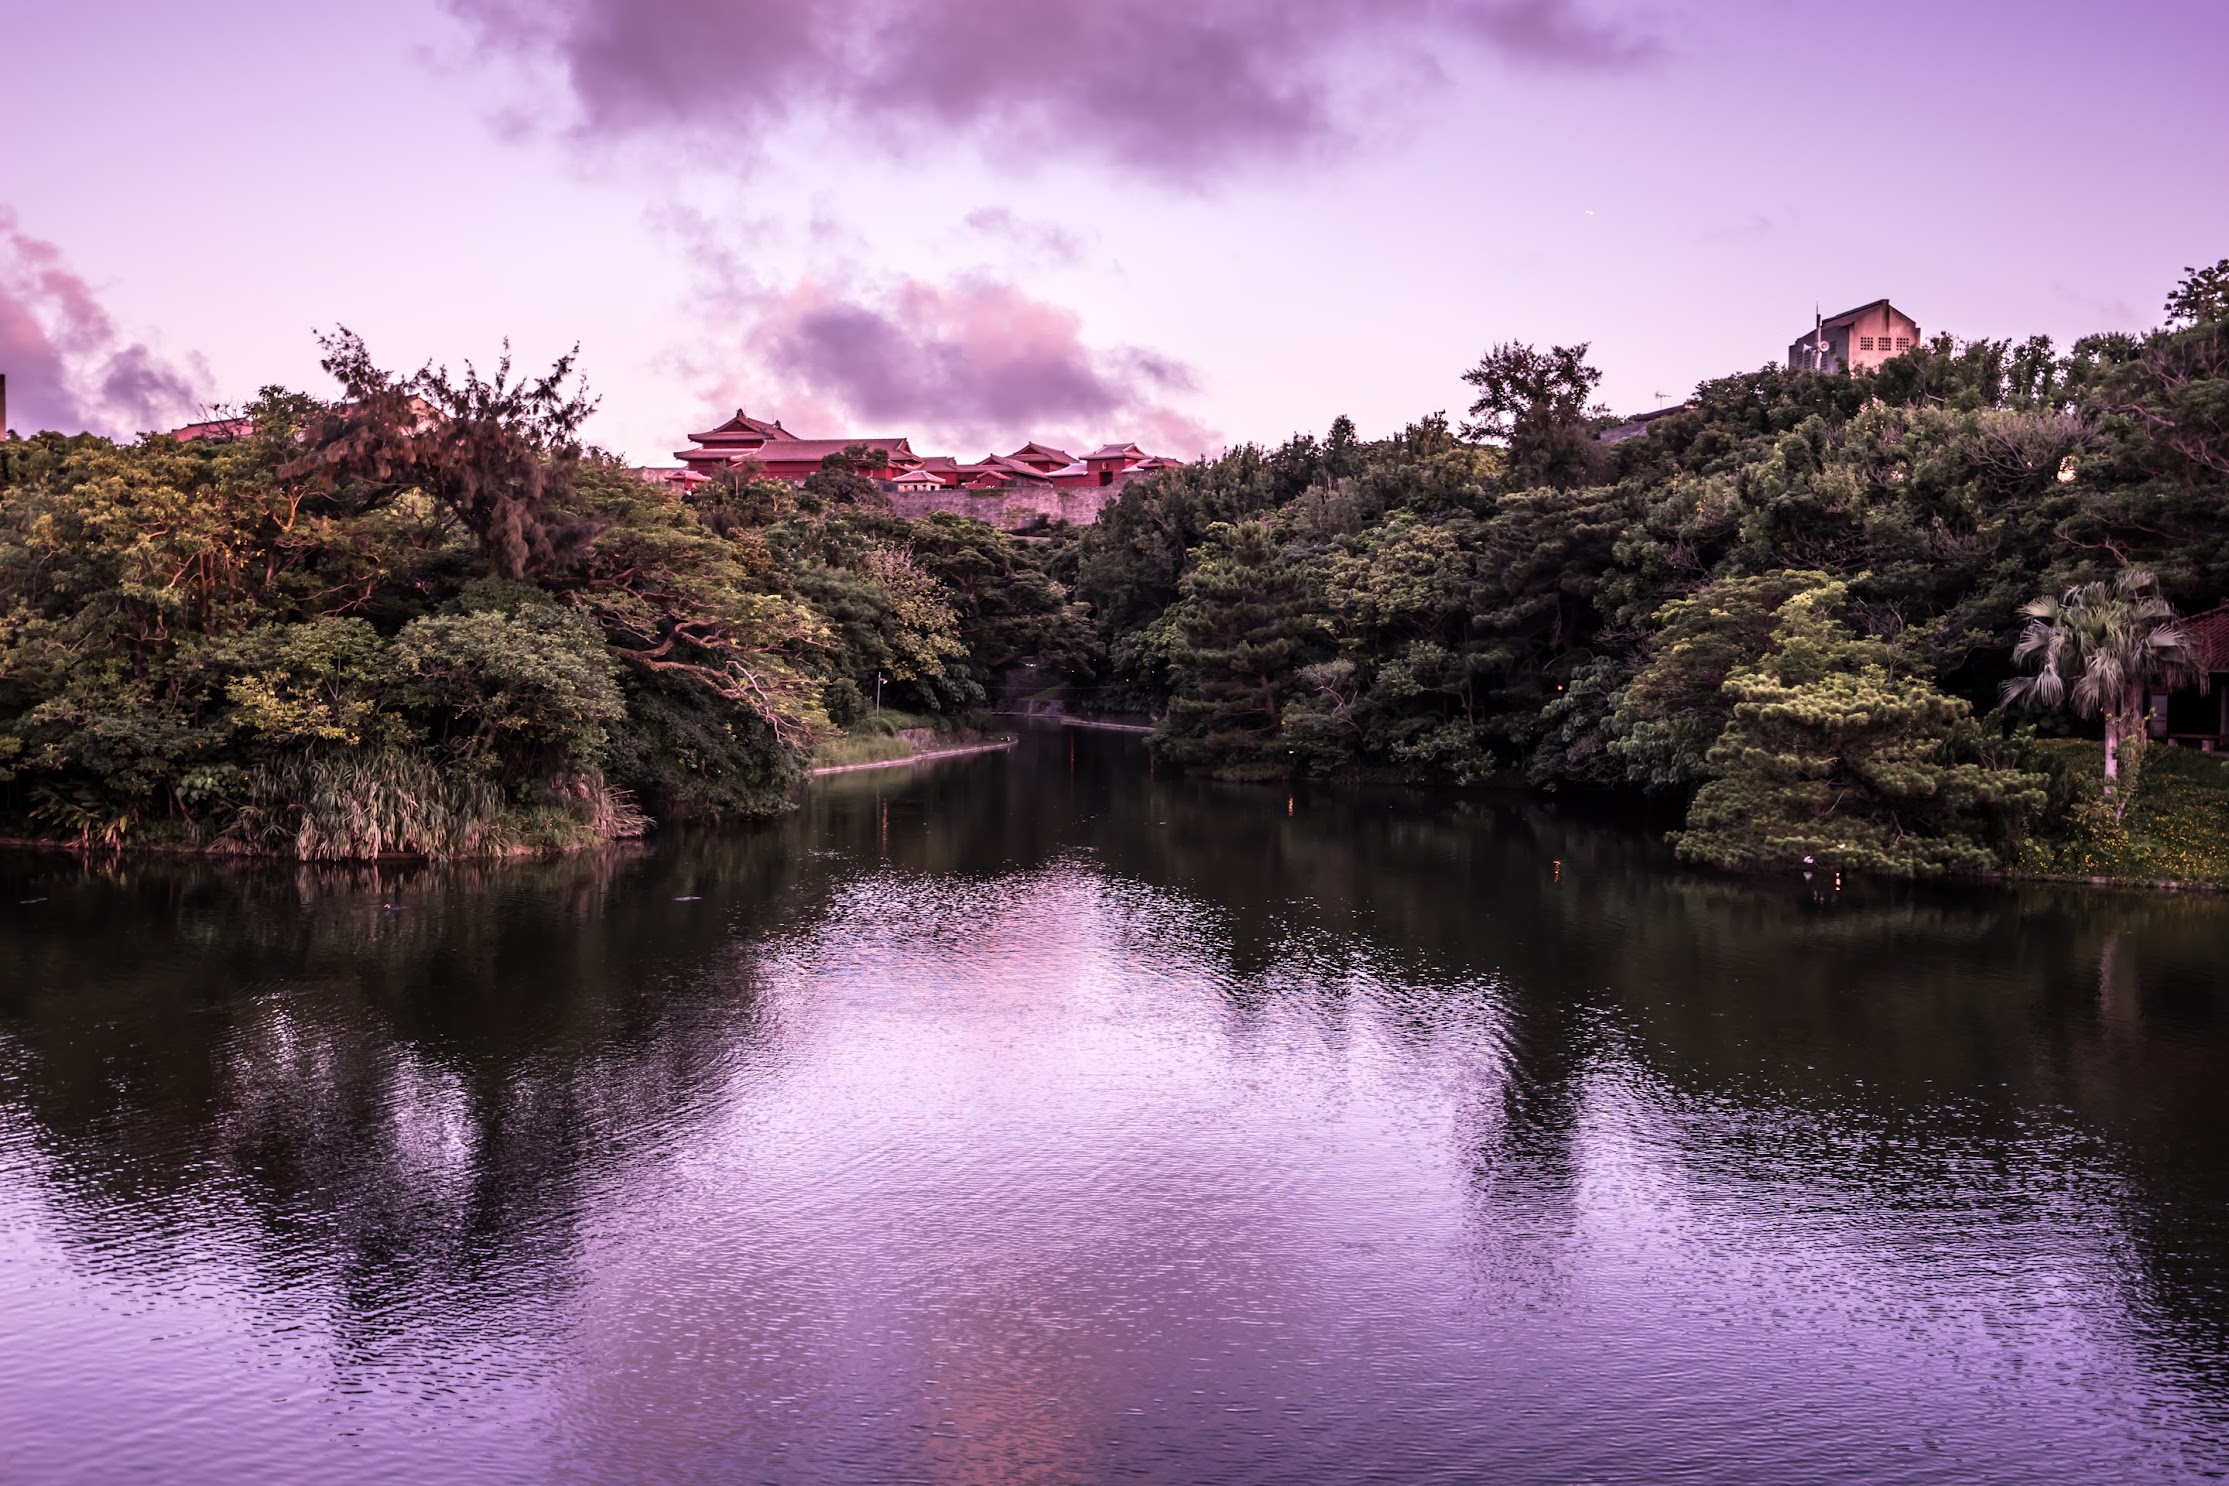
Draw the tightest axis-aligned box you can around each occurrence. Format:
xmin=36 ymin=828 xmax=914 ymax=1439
xmin=723 ymin=274 xmax=1214 ymax=456
xmin=0 ymin=210 xmax=203 ymax=438
xmin=449 ymin=0 xmax=1658 ymax=180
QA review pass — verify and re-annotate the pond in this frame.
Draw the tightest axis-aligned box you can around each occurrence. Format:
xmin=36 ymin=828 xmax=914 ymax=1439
xmin=3 ymin=725 xmax=2228 ymax=1483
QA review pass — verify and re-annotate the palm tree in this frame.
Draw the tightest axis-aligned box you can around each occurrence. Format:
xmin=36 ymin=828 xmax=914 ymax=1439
xmin=2001 ymin=567 xmax=2203 ymax=804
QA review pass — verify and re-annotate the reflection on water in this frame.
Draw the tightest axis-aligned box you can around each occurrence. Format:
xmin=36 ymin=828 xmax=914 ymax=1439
xmin=3 ymin=726 xmax=2228 ymax=1483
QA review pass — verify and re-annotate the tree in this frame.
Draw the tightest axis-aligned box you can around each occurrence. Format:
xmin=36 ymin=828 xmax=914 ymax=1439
xmin=1459 ymin=341 xmax=1607 ymax=488
xmin=801 ymin=446 xmax=892 ymax=509
xmin=2165 ymin=258 xmax=2229 ymax=329
xmin=1155 ymin=520 xmax=1330 ymax=778
xmin=2101 ymin=303 xmax=2229 ymax=484
xmin=899 ymin=513 xmax=1095 ymax=691
xmin=1676 ymin=582 xmax=2045 ymax=878
xmin=1610 ymin=570 xmax=1831 ymax=791
xmin=280 ymin=330 xmax=602 ymax=581
xmin=1999 ymin=567 xmax=2202 ymax=804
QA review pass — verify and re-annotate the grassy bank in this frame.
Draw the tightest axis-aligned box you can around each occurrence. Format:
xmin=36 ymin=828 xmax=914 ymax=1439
xmin=2020 ymin=740 xmax=2229 ymax=887
xmin=810 ymin=710 xmax=973 ymax=770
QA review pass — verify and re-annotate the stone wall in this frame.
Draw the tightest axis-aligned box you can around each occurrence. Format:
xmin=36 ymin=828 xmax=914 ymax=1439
xmin=887 ymin=485 xmax=1120 ymax=530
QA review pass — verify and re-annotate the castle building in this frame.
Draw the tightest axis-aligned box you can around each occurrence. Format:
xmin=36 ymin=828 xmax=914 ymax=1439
xmin=675 ymin=412 xmax=917 ymax=484
xmin=661 ymin=411 xmax=1177 ymax=529
xmin=1789 ymin=299 xmax=1921 ymax=374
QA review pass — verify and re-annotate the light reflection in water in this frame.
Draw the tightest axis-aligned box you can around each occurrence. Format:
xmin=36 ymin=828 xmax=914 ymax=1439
xmin=0 ymin=726 xmax=2226 ymax=1484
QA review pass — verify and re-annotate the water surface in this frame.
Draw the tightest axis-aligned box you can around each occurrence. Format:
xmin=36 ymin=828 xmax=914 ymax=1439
xmin=4 ymin=727 xmax=2228 ymax=1483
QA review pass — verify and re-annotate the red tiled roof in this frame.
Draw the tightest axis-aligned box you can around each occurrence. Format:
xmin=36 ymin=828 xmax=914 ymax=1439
xmin=678 ymin=437 xmax=915 ymax=465
xmin=1819 ymin=298 xmax=1913 ymax=329
xmin=686 ymin=410 xmax=796 ymax=443
xmin=962 ymin=455 xmax=1048 ymax=477
xmin=168 ymin=416 xmax=254 ymax=442
xmin=2184 ymin=603 xmax=2229 ymax=671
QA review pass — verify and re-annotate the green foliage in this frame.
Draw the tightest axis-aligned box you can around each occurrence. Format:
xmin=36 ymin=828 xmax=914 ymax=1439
xmin=2166 ymin=258 xmax=2229 ymax=329
xmin=1156 ymin=521 xmax=1331 ymax=778
xmin=2020 ymin=739 xmax=2229 ymax=884
xmin=1065 ymin=276 xmax=2229 ymax=882
xmin=9 ymin=263 xmax=2228 ymax=880
xmin=0 ymin=342 xmax=1086 ymax=855
xmin=2000 ymin=567 xmax=2202 ymax=803
xmin=1610 ymin=571 xmax=1831 ymax=790
xmin=1673 ymin=583 xmax=2047 ymax=877
xmin=223 ymin=617 xmax=409 ymax=751
xmin=602 ymin=669 xmax=797 ymax=822
xmin=809 ymin=710 xmax=963 ymax=769
xmin=390 ymin=606 xmax=625 ymax=767
xmin=901 ymin=513 xmax=1096 ymax=688
xmin=281 ymin=329 xmax=603 ymax=581
xmin=1461 ymin=341 xmax=1610 ymax=488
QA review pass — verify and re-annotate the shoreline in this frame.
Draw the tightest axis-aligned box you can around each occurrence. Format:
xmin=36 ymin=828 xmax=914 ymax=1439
xmin=0 ymin=833 xmax=646 ymax=864
xmin=988 ymin=710 xmax=1157 ymax=735
xmin=1056 ymin=716 xmax=1155 ymax=735
xmin=1986 ymin=868 xmax=2226 ymax=895
xmin=808 ymin=737 xmax=1019 ymax=777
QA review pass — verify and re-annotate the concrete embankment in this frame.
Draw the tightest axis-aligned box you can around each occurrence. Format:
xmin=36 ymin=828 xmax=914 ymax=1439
xmin=808 ymin=738 xmax=1019 ymax=778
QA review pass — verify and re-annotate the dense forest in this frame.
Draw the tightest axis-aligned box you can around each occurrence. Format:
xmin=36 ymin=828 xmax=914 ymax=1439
xmin=0 ymin=333 xmax=1088 ymax=857
xmin=1054 ymin=259 xmax=2229 ymax=879
xmin=1 ymin=262 xmax=2224 ymax=878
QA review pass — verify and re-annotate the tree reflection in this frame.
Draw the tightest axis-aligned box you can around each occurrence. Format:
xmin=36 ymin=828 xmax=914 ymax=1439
xmin=2 ymin=725 xmax=2227 ymax=1466
xmin=0 ymin=831 xmax=831 ymax=1371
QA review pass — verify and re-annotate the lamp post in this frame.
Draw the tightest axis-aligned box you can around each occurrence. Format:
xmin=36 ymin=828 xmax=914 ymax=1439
xmin=875 ymin=673 xmax=885 ymax=713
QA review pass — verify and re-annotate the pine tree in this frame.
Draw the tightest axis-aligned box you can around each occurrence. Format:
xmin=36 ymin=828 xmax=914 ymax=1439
xmin=1675 ymin=582 xmax=2046 ymax=877
xmin=1155 ymin=521 xmax=1330 ymax=778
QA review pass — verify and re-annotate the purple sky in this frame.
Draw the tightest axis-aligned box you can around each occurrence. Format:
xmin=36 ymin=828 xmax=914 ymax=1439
xmin=3 ymin=0 xmax=2224 ymax=461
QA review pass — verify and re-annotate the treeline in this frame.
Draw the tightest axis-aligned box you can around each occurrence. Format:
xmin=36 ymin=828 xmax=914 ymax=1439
xmin=5 ymin=262 xmax=2225 ymax=876
xmin=1055 ymin=260 xmax=2229 ymax=877
xmin=0 ymin=334 xmax=1085 ymax=856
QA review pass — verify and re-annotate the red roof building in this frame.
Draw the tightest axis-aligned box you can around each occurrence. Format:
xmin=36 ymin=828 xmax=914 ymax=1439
xmin=634 ymin=465 xmax=706 ymax=492
xmin=677 ymin=410 xmax=917 ymax=483
xmin=1789 ymin=299 xmax=1922 ymax=374
xmin=671 ymin=412 xmax=1179 ymax=528
xmin=2159 ymin=602 xmax=2229 ymax=748
xmin=2182 ymin=603 xmax=2229 ymax=673
xmin=1004 ymin=442 xmax=1076 ymax=473
xmin=166 ymin=415 xmax=255 ymax=442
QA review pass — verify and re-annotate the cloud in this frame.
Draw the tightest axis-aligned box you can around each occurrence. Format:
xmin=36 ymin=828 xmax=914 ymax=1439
xmin=721 ymin=274 xmax=1214 ymax=456
xmin=449 ymin=0 xmax=1659 ymax=180
xmin=0 ymin=210 xmax=203 ymax=438
xmin=1465 ymin=0 xmax=1662 ymax=66
xmin=963 ymin=208 xmax=1083 ymax=268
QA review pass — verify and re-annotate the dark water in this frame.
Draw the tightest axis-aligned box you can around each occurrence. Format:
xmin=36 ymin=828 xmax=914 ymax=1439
xmin=4 ymin=728 xmax=2229 ymax=1484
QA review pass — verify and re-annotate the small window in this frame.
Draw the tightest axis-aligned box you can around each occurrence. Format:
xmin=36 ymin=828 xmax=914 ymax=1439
xmin=1896 ymin=338 xmax=1909 ymax=351
xmin=1859 ymin=337 xmax=1874 ymax=351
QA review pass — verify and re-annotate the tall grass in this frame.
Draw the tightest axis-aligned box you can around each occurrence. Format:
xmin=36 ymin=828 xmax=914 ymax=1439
xmin=221 ymin=752 xmax=648 ymax=860
xmin=811 ymin=734 xmax=921 ymax=768
xmin=225 ymin=752 xmax=505 ymax=860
